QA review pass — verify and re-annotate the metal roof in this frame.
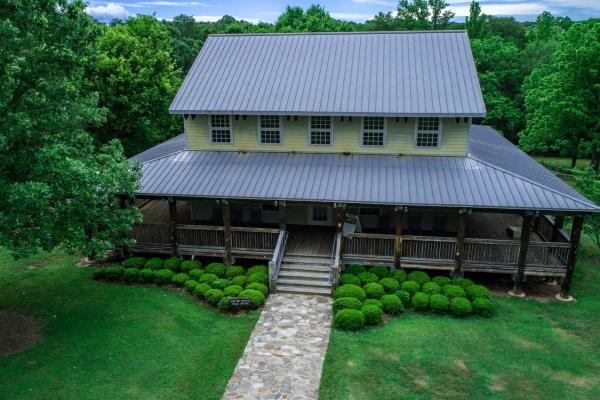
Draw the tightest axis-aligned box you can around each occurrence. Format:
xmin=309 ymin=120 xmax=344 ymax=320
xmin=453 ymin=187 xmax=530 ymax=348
xmin=130 ymin=125 xmax=597 ymax=213
xmin=129 ymin=133 xmax=185 ymax=163
xmin=169 ymin=31 xmax=486 ymax=117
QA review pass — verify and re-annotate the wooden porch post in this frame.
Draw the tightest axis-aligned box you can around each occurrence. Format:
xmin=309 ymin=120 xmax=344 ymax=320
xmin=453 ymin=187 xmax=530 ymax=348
xmin=394 ymin=207 xmax=404 ymax=271
xmin=551 ymin=216 xmax=565 ymax=242
xmin=168 ymin=197 xmax=178 ymax=256
xmin=510 ymin=213 xmax=533 ymax=297
xmin=452 ymin=209 xmax=467 ymax=278
xmin=278 ymin=201 xmax=287 ymax=231
xmin=558 ymin=216 xmax=584 ymax=301
xmin=222 ymin=199 xmax=234 ymax=266
xmin=336 ymin=204 xmax=346 ymax=256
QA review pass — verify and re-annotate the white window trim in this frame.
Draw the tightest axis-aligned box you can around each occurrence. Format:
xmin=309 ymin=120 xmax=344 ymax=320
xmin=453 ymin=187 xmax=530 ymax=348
xmin=307 ymin=116 xmax=334 ymax=147
xmin=257 ymin=115 xmax=283 ymax=146
xmin=208 ymin=114 xmax=233 ymax=144
xmin=413 ymin=117 xmax=442 ymax=149
xmin=360 ymin=117 xmax=387 ymax=147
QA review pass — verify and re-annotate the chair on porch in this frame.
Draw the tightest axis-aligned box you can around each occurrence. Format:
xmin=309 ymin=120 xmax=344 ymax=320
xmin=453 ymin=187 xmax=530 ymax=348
xmin=431 ymin=214 xmax=448 ymax=237
xmin=407 ymin=214 xmax=422 ymax=235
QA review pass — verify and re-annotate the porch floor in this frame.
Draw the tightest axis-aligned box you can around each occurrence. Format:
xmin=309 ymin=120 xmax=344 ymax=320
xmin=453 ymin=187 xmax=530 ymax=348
xmin=285 ymin=228 xmax=335 ymax=257
xmin=466 ymin=212 xmax=542 ymax=241
xmin=137 ymin=199 xmax=191 ymax=224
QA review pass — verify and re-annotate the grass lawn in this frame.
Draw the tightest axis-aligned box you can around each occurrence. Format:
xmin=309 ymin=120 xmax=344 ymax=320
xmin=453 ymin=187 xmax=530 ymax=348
xmin=320 ymin=238 xmax=600 ymax=400
xmin=0 ymin=251 xmax=259 ymax=400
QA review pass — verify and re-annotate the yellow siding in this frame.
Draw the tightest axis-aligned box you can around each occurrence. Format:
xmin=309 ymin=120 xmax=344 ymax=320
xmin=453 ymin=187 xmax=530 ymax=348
xmin=185 ymin=115 xmax=469 ymax=156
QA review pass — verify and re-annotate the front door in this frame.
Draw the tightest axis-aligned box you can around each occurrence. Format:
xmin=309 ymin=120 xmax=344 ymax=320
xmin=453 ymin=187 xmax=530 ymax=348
xmin=309 ymin=206 xmax=331 ymax=226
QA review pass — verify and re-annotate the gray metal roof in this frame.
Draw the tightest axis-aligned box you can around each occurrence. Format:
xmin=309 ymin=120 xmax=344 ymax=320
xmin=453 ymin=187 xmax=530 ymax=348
xmin=131 ymin=125 xmax=597 ymax=212
xmin=129 ymin=133 xmax=185 ymax=163
xmin=169 ymin=31 xmax=486 ymax=117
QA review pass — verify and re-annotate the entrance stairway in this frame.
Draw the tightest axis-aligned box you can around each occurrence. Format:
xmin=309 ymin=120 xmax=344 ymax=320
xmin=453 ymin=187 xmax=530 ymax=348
xmin=276 ymin=255 xmax=332 ymax=296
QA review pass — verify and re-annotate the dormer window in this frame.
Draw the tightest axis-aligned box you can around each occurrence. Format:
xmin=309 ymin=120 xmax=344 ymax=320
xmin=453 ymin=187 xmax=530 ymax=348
xmin=414 ymin=117 xmax=441 ymax=148
xmin=209 ymin=115 xmax=232 ymax=144
xmin=362 ymin=117 xmax=386 ymax=146
xmin=259 ymin=115 xmax=282 ymax=144
xmin=309 ymin=116 xmax=332 ymax=146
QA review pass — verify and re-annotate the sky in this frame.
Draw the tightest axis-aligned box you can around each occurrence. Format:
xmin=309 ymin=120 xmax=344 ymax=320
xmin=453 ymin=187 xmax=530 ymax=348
xmin=85 ymin=0 xmax=600 ymax=24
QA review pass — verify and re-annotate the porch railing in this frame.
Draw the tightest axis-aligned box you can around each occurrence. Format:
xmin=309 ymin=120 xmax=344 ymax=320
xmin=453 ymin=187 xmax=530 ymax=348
xmin=177 ymin=224 xmax=224 ymax=248
xmin=131 ymin=224 xmax=171 ymax=245
xmin=537 ymin=215 xmax=570 ymax=243
xmin=231 ymin=227 xmax=280 ymax=251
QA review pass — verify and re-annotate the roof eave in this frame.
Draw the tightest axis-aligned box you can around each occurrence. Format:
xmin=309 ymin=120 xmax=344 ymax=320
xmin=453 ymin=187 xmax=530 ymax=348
xmin=169 ymin=110 xmax=487 ymax=118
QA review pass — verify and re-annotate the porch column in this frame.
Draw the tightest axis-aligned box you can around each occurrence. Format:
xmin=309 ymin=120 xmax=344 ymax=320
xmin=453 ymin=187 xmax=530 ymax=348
xmin=394 ymin=207 xmax=404 ymax=271
xmin=278 ymin=201 xmax=286 ymax=231
xmin=452 ymin=209 xmax=467 ymax=278
xmin=336 ymin=204 xmax=346 ymax=254
xmin=551 ymin=216 xmax=565 ymax=242
xmin=168 ymin=197 xmax=178 ymax=256
xmin=510 ymin=212 xmax=533 ymax=297
xmin=558 ymin=216 xmax=584 ymax=301
xmin=222 ymin=199 xmax=234 ymax=266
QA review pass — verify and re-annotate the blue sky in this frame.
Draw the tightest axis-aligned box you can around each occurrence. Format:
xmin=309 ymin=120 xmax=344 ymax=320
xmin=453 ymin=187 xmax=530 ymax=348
xmin=86 ymin=0 xmax=600 ymax=23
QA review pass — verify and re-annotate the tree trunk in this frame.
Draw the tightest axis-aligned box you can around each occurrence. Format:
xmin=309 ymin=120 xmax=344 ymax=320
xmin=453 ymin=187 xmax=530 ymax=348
xmin=591 ymin=143 xmax=599 ymax=173
xmin=571 ymin=152 xmax=578 ymax=169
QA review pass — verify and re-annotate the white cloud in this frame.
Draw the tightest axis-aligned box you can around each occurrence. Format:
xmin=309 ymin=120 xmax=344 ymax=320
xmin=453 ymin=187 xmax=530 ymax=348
xmin=331 ymin=12 xmax=378 ymax=22
xmin=352 ymin=0 xmax=396 ymax=6
xmin=547 ymin=0 xmax=600 ymax=11
xmin=86 ymin=3 xmax=129 ymax=21
xmin=135 ymin=1 xmax=211 ymax=6
xmin=451 ymin=2 xmax=549 ymax=17
xmin=193 ymin=15 xmax=263 ymax=24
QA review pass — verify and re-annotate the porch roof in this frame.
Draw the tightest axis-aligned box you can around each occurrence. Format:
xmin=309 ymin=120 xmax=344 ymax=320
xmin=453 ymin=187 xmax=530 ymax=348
xmin=130 ymin=125 xmax=598 ymax=213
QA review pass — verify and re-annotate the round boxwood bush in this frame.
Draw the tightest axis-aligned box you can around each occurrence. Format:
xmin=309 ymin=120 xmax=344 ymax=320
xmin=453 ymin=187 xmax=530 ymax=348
xmin=247 ymin=265 xmax=268 ymax=276
xmin=400 ymin=280 xmax=420 ymax=295
xmin=143 ymin=257 xmax=163 ymax=270
xmin=205 ymin=288 xmax=224 ymax=305
xmin=369 ymin=266 xmax=390 ymax=280
xmin=450 ymin=297 xmax=473 ymax=316
xmin=421 ymin=281 xmax=441 ymax=295
xmin=199 ymin=273 xmax=218 ymax=285
xmin=430 ymin=294 xmax=450 ymax=313
xmin=332 ymin=297 xmax=363 ymax=313
xmin=361 ymin=305 xmax=383 ymax=325
xmin=246 ymin=282 xmax=268 ymax=297
xmin=333 ymin=284 xmax=367 ymax=301
xmin=411 ymin=292 xmax=430 ymax=310
xmin=451 ymin=278 xmax=474 ymax=289
xmin=171 ymin=273 xmax=190 ymax=286
xmin=472 ymin=298 xmax=493 ymax=317
xmin=223 ymin=284 xmax=244 ymax=297
xmin=155 ymin=269 xmax=175 ymax=284
xmin=357 ymin=272 xmax=379 ymax=285
xmin=217 ymin=296 xmax=233 ymax=312
xmin=364 ymin=282 xmax=385 ymax=299
xmin=466 ymin=284 xmax=490 ymax=300
xmin=432 ymin=275 xmax=451 ymax=287
xmin=212 ymin=278 xmax=231 ymax=290
xmin=194 ymin=283 xmax=212 ymax=298
xmin=407 ymin=271 xmax=430 ymax=286
xmin=247 ymin=272 xmax=268 ymax=286
xmin=379 ymin=277 xmax=400 ymax=294
xmin=239 ymin=289 xmax=266 ymax=309
xmin=140 ymin=268 xmax=156 ymax=282
xmin=363 ymin=299 xmax=383 ymax=309
xmin=226 ymin=265 xmax=245 ymax=279
xmin=205 ymin=262 xmax=226 ymax=278
xmin=334 ymin=309 xmax=366 ymax=331
xmin=345 ymin=264 xmax=366 ymax=275
xmin=189 ymin=269 xmax=205 ymax=281
xmin=180 ymin=260 xmax=201 ymax=272
xmin=381 ymin=294 xmax=404 ymax=315
xmin=123 ymin=256 xmax=146 ymax=269
xmin=391 ymin=269 xmax=407 ymax=283
xmin=163 ymin=257 xmax=181 ymax=271
xmin=231 ymin=275 xmax=247 ymax=287
xmin=442 ymin=284 xmax=467 ymax=299
xmin=339 ymin=273 xmax=361 ymax=286
xmin=395 ymin=290 xmax=411 ymax=306
xmin=123 ymin=268 xmax=140 ymax=283
xmin=184 ymin=280 xmax=199 ymax=293
xmin=105 ymin=266 xmax=124 ymax=280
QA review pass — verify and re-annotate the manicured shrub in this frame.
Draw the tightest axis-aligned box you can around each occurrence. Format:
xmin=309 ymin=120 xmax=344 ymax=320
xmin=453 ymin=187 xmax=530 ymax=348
xmin=334 ymin=309 xmax=366 ymax=331
xmin=239 ymin=289 xmax=266 ymax=309
xmin=345 ymin=264 xmax=366 ymax=275
xmin=217 ymin=296 xmax=233 ymax=312
xmin=466 ymin=284 xmax=490 ymax=300
xmin=442 ymin=284 xmax=467 ymax=299
xmin=123 ymin=268 xmax=140 ymax=283
xmin=105 ymin=266 xmax=124 ymax=280
xmin=357 ymin=272 xmax=379 ymax=285
xmin=411 ymin=292 xmax=430 ymax=310
xmin=163 ymin=257 xmax=181 ymax=271
xmin=391 ymin=269 xmax=407 ymax=283
xmin=333 ymin=284 xmax=367 ymax=301
xmin=205 ymin=289 xmax=224 ymax=305
xmin=205 ymin=262 xmax=226 ymax=278
xmin=363 ymin=299 xmax=383 ymax=309
xmin=184 ymin=280 xmax=199 ymax=293
xmin=155 ymin=269 xmax=175 ymax=284
xmin=231 ymin=275 xmax=247 ymax=287
xmin=194 ymin=283 xmax=212 ymax=298
xmin=180 ymin=260 xmax=201 ymax=272
xmin=199 ymin=273 xmax=218 ymax=285
xmin=172 ymin=273 xmax=190 ymax=286
xmin=140 ymin=268 xmax=156 ymax=282
xmin=472 ymin=298 xmax=493 ymax=317
xmin=247 ymin=265 xmax=268 ymax=276
xmin=450 ymin=297 xmax=473 ymax=316
xmin=369 ymin=266 xmax=390 ymax=280
xmin=247 ymin=272 xmax=268 ymax=286
xmin=422 ymin=281 xmax=441 ymax=295
xmin=92 ymin=269 xmax=107 ymax=280
xmin=395 ymin=290 xmax=411 ymax=306
xmin=361 ymin=305 xmax=383 ymax=325
xmin=379 ymin=277 xmax=400 ymax=294
xmin=223 ymin=284 xmax=244 ymax=297
xmin=143 ymin=257 xmax=163 ymax=270
xmin=400 ymin=280 xmax=420 ymax=295
xmin=123 ymin=256 xmax=146 ymax=269
xmin=364 ymin=282 xmax=385 ymax=299
xmin=451 ymin=278 xmax=474 ymax=289
xmin=212 ymin=278 xmax=231 ymax=290
xmin=407 ymin=271 xmax=430 ymax=286
xmin=246 ymin=282 xmax=268 ymax=297
xmin=332 ymin=297 xmax=363 ymax=313
xmin=339 ymin=273 xmax=361 ymax=286
xmin=430 ymin=294 xmax=450 ymax=313
xmin=226 ymin=265 xmax=245 ymax=279
xmin=189 ymin=269 xmax=205 ymax=281
xmin=381 ymin=294 xmax=404 ymax=315
xmin=432 ymin=275 xmax=451 ymax=287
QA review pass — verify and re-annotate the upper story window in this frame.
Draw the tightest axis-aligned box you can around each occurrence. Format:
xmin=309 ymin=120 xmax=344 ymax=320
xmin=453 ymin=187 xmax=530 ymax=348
xmin=361 ymin=117 xmax=386 ymax=146
xmin=414 ymin=117 xmax=441 ymax=148
xmin=209 ymin=115 xmax=232 ymax=143
xmin=309 ymin=116 xmax=332 ymax=146
xmin=258 ymin=115 xmax=282 ymax=145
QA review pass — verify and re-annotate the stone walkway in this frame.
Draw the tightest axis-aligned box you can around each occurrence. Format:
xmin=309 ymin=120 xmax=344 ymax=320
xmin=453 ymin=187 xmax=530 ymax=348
xmin=222 ymin=293 xmax=333 ymax=400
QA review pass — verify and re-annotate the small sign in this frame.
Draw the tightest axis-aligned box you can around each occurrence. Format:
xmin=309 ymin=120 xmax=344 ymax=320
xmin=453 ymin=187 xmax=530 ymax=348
xmin=229 ymin=298 xmax=252 ymax=310
xmin=343 ymin=212 xmax=362 ymax=234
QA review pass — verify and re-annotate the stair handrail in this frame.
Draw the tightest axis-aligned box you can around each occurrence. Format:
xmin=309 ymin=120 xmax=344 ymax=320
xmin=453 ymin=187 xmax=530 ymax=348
xmin=330 ymin=231 xmax=343 ymax=290
xmin=268 ymin=229 xmax=288 ymax=293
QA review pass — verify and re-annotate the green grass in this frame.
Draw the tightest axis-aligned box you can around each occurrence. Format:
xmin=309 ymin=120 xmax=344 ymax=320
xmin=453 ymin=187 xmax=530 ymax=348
xmin=533 ymin=156 xmax=591 ymax=170
xmin=320 ymin=239 xmax=600 ymax=400
xmin=0 ymin=251 xmax=259 ymax=400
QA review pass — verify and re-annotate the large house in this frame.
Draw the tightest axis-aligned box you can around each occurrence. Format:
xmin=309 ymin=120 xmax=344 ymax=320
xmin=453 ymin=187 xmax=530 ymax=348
xmin=129 ymin=31 xmax=598 ymax=299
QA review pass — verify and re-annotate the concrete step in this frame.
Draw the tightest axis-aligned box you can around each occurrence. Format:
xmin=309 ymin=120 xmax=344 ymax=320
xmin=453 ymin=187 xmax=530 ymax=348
xmin=282 ymin=255 xmax=331 ymax=265
xmin=277 ymin=278 xmax=331 ymax=287
xmin=276 ymin=284 xmax=332 ymax=296
xmin=278 ymin=270 xmax=330 ymax=280
xmin=280 ymin=263 xmax=330 ymax=272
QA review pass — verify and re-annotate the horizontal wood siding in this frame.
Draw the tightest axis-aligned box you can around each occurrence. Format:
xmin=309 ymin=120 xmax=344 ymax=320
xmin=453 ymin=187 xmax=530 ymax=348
xmin=185 ymin=116 xmax=468 ymax=156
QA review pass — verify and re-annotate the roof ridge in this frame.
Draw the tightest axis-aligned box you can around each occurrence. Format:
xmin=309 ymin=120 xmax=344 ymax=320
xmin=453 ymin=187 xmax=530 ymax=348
xmin=208 ymin=30 xmax=467 ymax=38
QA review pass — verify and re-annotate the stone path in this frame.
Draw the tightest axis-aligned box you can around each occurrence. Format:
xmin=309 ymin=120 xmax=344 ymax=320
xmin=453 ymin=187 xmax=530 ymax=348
xmin=222 ymin=293 xmax=333 ymax=400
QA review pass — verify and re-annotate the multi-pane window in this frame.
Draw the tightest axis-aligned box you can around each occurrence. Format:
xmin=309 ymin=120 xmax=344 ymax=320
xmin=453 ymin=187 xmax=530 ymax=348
xmin=309 ymin=116 xmax=332 ymax=145
xmin=259 ymin=115 xmax=282 ymax=144
xmin=209 ymin=115 xmax=232 ymax=143
xmin=362 ymin=117 xmax=386 ymax=146
xmin=415 ymin=117 xmax=441 ymax=148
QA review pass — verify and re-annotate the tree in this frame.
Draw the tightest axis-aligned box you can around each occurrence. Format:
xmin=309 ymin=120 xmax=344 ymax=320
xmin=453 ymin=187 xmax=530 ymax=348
xmin=465 ymin=1 xmax=487 ymax=39
xmin=275 ymin=5 xmax=356 ymax=32
xmin=0 ymin=0 xmax=140 ymax=258
xmin=429 ymin=0 xmax=455 ymax=29
xmin=522 ymin=12 xmax=571 ymax=76
xmin=163 ymin=15 xmax=204 ymax=72
xmin=363 ymin=12 xmax=403 ymax=31
xmin=397 ymin=0 xmax=454 ymax=30
xmin=575 ymin=168 xmax=600 ymax=248
xmin=486 ymin=16 xmax=527 ymax=48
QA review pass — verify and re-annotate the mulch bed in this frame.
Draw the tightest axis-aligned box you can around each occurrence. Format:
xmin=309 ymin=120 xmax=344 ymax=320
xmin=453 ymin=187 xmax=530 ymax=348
xmin=0 ymin=310 xmax=42 ymax=356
